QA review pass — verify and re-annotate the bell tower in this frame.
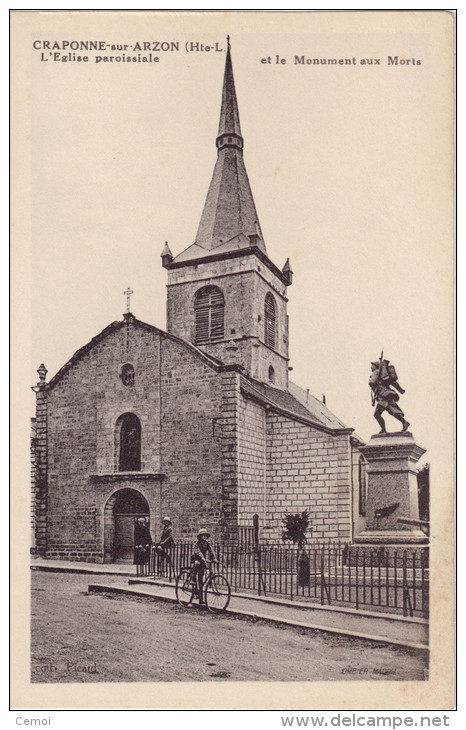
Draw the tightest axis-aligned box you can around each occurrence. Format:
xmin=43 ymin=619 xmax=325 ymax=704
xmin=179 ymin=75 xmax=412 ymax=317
xmin=162 ymin=39 xmax=293 ymax=390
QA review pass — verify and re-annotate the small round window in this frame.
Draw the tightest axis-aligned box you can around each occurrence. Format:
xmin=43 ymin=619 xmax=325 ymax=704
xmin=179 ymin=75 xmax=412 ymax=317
xmin=121 ymin=363 xmax=135 ymax=387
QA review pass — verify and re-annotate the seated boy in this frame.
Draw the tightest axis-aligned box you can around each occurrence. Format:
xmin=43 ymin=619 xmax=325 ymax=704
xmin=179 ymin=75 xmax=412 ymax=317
xmin=154 ymin=516 xmax=175 ymax=564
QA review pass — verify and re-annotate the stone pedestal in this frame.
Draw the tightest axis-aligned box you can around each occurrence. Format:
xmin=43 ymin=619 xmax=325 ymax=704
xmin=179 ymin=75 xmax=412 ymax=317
xmin=354 ymin=432 xmax=428 ymax=545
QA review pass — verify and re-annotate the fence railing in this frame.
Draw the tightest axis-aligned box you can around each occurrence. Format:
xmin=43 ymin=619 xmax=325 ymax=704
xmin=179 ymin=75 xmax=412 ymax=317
xmin=136 ymin=541 xmax=429 ymax=618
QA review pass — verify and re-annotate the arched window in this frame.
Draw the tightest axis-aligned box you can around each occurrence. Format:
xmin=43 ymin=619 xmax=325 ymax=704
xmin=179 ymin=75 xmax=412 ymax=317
xmin=264 ymin=293 xmax=277 ymax=349
xmin=194 ymin=286 xmax=225 ymax=344
xmin=268 ymin=365 xmax=275 ymax=383
xmin=358 ymin=456 xmax=367 ymax=517
xmin=120 ymin=363 xmax=135 ymax=387
xmin=117 ymin=413 xmax=141 ymax=471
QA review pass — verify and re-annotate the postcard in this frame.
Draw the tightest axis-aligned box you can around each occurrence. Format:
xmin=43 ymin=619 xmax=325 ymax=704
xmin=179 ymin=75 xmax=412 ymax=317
xmin=10 ymin=10 xmax=454 ymax=710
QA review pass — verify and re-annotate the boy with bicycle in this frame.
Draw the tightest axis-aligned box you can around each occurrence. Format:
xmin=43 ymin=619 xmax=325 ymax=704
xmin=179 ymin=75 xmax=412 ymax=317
xmin=191 ymin=528 xmax=216 ymax=604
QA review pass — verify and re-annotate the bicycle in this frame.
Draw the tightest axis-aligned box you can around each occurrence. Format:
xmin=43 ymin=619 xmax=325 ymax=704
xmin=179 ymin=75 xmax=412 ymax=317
xmin=175 ymin=560 xmax=231 ymax=614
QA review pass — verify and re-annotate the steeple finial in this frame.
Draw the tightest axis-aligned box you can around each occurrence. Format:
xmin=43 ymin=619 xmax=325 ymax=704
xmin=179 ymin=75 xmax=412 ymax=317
xmin=227 ymin=35 xmax=230 ymax=49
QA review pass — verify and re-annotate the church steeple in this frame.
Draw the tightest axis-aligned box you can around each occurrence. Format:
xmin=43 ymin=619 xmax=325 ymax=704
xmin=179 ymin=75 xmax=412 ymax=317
xmin=164 ymin=39 xmax=291 ymax=391
xmin=194 ymin=38 xmax=266 ymax=253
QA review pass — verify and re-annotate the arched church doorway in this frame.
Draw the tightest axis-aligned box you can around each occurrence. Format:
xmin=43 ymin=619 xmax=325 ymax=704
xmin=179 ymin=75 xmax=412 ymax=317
xmin=104 ymin=488 xmax=150 ymax=563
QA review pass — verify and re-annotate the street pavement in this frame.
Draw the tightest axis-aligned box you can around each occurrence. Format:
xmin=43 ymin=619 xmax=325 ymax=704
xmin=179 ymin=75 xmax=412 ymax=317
xmin=31 ymin=571 xmax=428 ymax=683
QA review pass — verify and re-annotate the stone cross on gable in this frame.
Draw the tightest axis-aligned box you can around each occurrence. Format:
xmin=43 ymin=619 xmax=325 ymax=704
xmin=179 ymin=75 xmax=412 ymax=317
xmin=123 ymin=287 xmax=134 ymax=313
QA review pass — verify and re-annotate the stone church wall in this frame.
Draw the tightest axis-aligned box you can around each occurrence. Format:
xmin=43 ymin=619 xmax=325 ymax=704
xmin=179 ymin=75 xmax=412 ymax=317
xmin=45 ymin=347 xmax=101 ymax=561
xmin=251 ymin=268 xmax=289 ymax=389
xmin=237 ymin=396 xmax=267 ymax=530
xmin=265 ymin=413 xmax=353 ymax=541
xmin=159 ymin=335 xmax=224 ymax=542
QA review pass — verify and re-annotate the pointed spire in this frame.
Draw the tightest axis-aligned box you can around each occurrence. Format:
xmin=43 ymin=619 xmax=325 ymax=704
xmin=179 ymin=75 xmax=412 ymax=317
xmin=193 ymin=38 xmax=266 ymax=253
xmin=216 ymin=36 xmax=243 ymax=151
xmin=282 ymin=258 xmax=293 ymax=286
xmin=161 ymin=241 xmax=173 ymax=267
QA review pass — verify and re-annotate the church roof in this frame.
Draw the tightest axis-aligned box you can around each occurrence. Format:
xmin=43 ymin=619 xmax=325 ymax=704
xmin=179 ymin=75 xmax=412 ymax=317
xmin=287 ymin=381 xmax=348 ymax=430
xmin=172 ymin=40 xmax=266 ymax=263
xmin=169 ymin=235 xmax=252 ymax=265
xmin=240 ymin=379 xmax=353 ymax=435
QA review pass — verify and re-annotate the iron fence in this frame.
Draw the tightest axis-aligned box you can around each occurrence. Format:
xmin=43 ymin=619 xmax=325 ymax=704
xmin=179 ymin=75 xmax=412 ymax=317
xmin=136 ymin=541 xmax=429 ymax=618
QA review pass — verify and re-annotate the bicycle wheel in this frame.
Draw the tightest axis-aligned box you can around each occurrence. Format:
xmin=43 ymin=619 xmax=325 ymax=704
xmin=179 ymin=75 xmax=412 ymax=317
xmin=205 ymin=573 xmax=231 ymax=614
xmin=175 ymin=569 xmax=195 ymax=607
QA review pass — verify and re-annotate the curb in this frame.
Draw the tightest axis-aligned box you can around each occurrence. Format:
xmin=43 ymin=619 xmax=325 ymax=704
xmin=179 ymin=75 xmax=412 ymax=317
xmin=87 ymin=583 xmax=429 ymax=653
xmin=128 ymin=578 xmax=428 ymax=625
xmin=31 ymin=564 xmax=135 ymax=577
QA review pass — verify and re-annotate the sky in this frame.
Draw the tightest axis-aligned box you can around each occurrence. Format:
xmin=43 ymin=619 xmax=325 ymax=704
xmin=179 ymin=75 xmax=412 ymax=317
xmin=18 ymin=11 xmax=453 ymax=476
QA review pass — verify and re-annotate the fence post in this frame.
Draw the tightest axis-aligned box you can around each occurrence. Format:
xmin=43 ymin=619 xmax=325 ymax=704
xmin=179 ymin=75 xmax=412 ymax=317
xmin=257 ymin=547 xmax=261 ymax=597
xmin=355 ymin=549 xmax=359 ymax=610
xmin=290 ymin=548 xmax=293 ymax=602
xmin=320 ymin=546 xmax=324 ymax=605
xmin=257 ymin=547 xmax=267 ymax=597
xmin=421 ymin=548 xmax=429 ymax=617
xmin=402 ymin=550 xmax=414 ymax=617
xmin=402 ymin=551 xmax=407 ymax=617
xmin=348 ymin=547 xmax=351 ymax=604
xmin=385 ymin=549 xmax=389 ymax=608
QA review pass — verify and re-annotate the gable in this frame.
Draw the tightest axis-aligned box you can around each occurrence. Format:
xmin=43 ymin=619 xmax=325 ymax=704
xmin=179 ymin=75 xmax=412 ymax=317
xmin=45 ymin=315 xmax=224 ymax=391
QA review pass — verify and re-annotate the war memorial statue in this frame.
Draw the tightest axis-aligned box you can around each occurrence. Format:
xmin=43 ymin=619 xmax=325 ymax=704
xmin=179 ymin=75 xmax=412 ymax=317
xmin=356 ymin=354 xmax=427 ymax=545
xmin=369 ymin=353 xmax=410 ymax=434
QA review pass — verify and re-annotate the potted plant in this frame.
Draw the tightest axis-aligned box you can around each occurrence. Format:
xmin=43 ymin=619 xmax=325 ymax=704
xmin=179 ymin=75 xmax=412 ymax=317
xmin=281 ymin=510 xmax=311 ymax=586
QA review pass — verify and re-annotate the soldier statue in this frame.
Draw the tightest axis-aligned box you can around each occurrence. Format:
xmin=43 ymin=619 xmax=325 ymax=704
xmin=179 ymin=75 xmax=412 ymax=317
xmin=369 ymin=353 xmax=410 ymax=434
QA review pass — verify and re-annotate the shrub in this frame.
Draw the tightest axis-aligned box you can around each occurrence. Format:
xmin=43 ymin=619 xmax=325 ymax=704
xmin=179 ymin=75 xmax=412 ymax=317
xmin=281 ymin=511 xmax=311 ymax=549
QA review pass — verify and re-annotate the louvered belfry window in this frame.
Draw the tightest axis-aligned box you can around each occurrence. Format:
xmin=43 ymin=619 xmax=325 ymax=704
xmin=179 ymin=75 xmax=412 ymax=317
xmin=264 ymin=293 xmax=277 ymax=349
xmin=194 ymin=286 xmax=225 ymax=344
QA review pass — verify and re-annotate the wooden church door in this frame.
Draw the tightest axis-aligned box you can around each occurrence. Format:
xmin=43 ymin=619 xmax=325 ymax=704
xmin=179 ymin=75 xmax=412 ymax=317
xmin=112 ymin=488 xmax=150 ymax=562
xmin=114 ymin=514 xmax=135 ymax=561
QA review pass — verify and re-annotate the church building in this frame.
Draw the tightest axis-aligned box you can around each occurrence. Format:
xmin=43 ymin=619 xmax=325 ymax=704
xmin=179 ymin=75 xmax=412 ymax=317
xmin=31 ymin=43 xmax=365 ymax=562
